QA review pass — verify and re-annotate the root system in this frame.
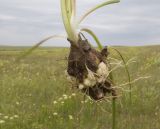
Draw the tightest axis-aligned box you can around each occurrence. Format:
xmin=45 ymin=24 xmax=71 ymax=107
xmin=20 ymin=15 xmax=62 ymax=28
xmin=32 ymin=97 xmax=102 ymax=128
xmin=67 ymin=33 xmax=116 ymax=100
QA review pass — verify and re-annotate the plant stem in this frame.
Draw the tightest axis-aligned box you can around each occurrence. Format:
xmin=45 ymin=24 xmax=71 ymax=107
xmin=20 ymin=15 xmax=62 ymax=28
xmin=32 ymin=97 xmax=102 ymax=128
xmin=60 ymin=0 xmax=78 ymax=43
xmin=109 ymin=71 xmax=116 ymax=129
xmin=94 ymin=35 xmax=117 ymax=129
xmin=112 ymin=98 xmax=116 ymax=129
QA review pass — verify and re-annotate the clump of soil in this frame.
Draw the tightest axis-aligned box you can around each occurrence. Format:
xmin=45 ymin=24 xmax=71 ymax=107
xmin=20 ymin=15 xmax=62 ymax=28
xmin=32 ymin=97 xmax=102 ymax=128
xmin=67 ymin=33 xmax=116 ymax=100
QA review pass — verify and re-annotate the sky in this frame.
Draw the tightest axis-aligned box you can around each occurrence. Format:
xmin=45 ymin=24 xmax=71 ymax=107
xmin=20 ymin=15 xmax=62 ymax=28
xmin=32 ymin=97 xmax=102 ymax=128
xmin=0 ymin=0 xmax=160 ymax=46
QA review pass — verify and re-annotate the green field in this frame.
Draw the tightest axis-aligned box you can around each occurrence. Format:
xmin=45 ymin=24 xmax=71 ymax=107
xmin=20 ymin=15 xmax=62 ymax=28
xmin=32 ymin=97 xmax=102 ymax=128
xmin=0 ymin=46 xmax=160 ymax=129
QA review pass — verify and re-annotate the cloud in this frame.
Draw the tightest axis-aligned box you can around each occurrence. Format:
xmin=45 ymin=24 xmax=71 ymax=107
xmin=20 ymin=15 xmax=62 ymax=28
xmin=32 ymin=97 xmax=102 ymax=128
xmin=0 ymin=0 xmax=160 ymax=46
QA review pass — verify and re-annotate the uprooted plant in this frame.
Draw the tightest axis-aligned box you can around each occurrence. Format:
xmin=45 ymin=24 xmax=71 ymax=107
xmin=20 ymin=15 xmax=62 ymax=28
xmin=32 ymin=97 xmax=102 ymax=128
xmin=16 ymin=1 xmax=146 ymax=129
xmin=61 ymin=0 xmax=121 ymax=101
xmin=19 ymin=0 xmax=121 ymax=101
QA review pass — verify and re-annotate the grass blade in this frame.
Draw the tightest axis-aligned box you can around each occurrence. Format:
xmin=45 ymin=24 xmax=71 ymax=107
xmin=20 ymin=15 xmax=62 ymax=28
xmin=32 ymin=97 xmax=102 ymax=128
xmin=110 ymin=47 xmax=132 ymax=103
xmin=112 ymin=98 xmax=116 ymax=129
xmin=77 ymin=0 xmax=120 ymax=25
xmin=16 ymin=35 xmax=66 ymax=61
xmin=83 ymin=28 xmax=118 ymax=129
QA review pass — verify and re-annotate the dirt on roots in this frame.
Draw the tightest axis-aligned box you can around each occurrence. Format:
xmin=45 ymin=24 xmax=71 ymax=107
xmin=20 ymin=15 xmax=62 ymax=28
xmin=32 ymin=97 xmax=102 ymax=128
xmin=67 ymin=34 xmax=116 ymax=100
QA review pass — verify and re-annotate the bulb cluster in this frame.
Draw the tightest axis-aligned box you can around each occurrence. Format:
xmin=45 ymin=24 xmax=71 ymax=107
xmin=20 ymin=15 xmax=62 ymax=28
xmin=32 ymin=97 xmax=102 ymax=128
xmin=77 ymin=62 xmax=109 ymax=89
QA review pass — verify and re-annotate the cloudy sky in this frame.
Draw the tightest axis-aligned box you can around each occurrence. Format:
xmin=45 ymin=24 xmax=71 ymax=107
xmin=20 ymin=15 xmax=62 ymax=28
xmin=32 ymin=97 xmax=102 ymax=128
xmin=0 ymin=0 xmax=160 ymax=46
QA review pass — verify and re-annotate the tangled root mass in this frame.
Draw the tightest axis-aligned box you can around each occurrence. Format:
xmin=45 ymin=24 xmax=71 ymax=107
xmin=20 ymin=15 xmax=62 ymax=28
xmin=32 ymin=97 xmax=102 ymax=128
xmin=67 ymin=34 xmax=116 ymax=100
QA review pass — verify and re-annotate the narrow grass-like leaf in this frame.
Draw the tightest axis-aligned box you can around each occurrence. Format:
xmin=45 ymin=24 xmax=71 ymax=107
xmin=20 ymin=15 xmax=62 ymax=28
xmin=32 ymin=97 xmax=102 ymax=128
xmin=112 ymin=98 xmax=116 ymax=129
xmin=77 ymin=0 xmax=120 ymax=25
xmin=81 ymin=28 xmax=103 ymax=50
xmin=110 ymin=47 xmax=132 ymax=103
xmin=87 ymin=30 xmax=117 ymax=129
xmin=16 ymin=35 xmax=66 ymax=61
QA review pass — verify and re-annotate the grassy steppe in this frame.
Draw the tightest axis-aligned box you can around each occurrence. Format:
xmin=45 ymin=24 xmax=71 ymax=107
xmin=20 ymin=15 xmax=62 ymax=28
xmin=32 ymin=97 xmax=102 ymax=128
xmin=0 ymin=46 xmax=160 ymax=129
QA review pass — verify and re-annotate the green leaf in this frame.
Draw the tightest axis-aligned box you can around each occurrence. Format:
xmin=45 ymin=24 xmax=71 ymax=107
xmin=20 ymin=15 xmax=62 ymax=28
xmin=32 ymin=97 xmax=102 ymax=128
xmin=16 ymin=35 xmax=66 ymax=61
xmin=81 ymin=28 xmax=103 ymax=50
xmin=77 ymin=0 xmax=120 ymax=25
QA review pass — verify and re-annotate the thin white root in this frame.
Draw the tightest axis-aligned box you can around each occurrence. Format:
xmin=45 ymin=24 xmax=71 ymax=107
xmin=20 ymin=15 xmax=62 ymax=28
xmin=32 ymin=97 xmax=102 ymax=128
xmin=112 ymin=76 xmax=151 ymax=92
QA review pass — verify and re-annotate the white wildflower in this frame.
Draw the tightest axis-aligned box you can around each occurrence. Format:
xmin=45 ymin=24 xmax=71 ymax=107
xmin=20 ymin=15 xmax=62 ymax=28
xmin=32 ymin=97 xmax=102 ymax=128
xmin=10 ymin=117 xmax=14 ymax=120
xmin=63 ymin=94 xmax=67 ymax=97
xmin=71 ymin=93 xmax=76 ymax=96
xmin=155 ymin=112 xmax=158 ymax=116
xmin=81 ymin=101 xmax=84 ymax=104
xmin=64 ymin=96 xmax=68 ymax=100
xmin=63 ymin=94 xmax=68 ymax=99
xmin=53 ymin=101 xmax=57 ymax=104
xmin=14 ymin=115 xmax=19 ymax=118
xmin=84 ymin=100 xmax=88 ymax=103
xmin=61 ymin=101 xmax=64 ymax=104
xmin=68 ymin=115 xmax=73 ymax=120
xmin=16 ymin=102 xmax=20 ymax=105
xmin=53 ymin=112 xmax=58 ymax=116
xmin=4 ymin=116 xmax=9 ymax=119
xmin=68 ymin=96 xmax=72 ymax=99
xmin=0 ymin=120 xmax=5 ymax=124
